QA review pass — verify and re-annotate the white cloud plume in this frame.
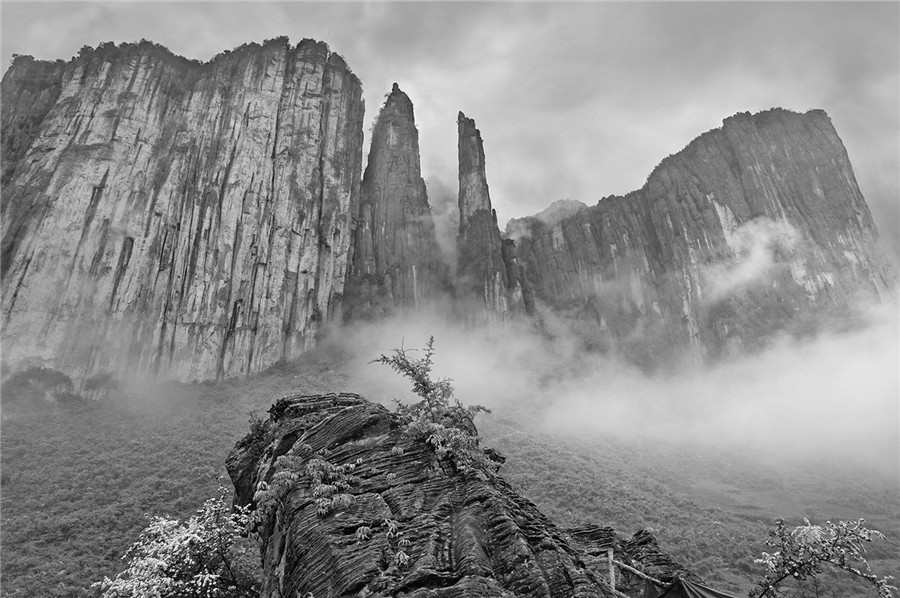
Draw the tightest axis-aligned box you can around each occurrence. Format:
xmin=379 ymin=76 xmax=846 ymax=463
xmin=702 ymin=218 xmax=801 ymax=302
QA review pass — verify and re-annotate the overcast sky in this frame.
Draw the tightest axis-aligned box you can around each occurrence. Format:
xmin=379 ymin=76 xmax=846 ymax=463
xmin=2 ymin=1 xmax=898 ymax=262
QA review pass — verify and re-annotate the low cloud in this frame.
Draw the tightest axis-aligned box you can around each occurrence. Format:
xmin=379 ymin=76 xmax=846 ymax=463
xmin=702 ymin=218 xmax=801 ymax=302
xmin=326 ymin=296 xmax=899 ymax=480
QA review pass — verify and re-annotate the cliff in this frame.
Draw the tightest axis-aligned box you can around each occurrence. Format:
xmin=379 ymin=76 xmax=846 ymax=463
xmin=227 ymin=392 xmax=694 ymax=598
xmin=344 ymin=84 xmax=448 ymax=319
xmin=509 ymin=109 xmax=896 ymax=364
xmin=0 ymin=38 xmax=365 ymax=384
xmin=2 ymin=37 xmax=894 ymax=384
xmin=456 ymin=112 xmax=533 ymax=321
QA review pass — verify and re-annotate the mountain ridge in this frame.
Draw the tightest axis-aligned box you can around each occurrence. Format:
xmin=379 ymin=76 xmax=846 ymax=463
xmin=1 ymin=38 xmax=895 ymax=385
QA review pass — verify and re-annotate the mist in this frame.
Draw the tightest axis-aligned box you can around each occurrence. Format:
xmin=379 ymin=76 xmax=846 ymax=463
xmin=325 ymin=298 xmax=899 ymax=480
xmin=702 ymin=218 xmax=801 ymax=302
xmin=425 ymin=176 xmax=460 ymax=274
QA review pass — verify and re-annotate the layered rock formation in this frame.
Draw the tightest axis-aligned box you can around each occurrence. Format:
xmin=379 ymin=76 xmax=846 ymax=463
xmin=509 ymin=109 xmax=896 ymax=364
xmin=1 ymin=38 xmax=364 ymax=384
xmin=227 ymin=392 xmax=694 ymax=598
xmin=456 ymin=112 xmax=533 ymax=321
xmin=344 ymin=84 xmax=448 ymax=319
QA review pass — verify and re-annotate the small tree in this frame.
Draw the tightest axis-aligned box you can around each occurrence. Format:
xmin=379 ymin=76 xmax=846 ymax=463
xmin=750 ymin=518 xmax=896 ymax=598
xmin=93 ymin=489 xmax=259 ymax=598
xmin=373 ymin=337 xmax=494 ymax=471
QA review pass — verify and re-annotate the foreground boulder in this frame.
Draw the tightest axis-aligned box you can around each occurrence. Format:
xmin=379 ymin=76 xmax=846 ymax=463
xmin=227 ymin=393 xmax=694 ymax=597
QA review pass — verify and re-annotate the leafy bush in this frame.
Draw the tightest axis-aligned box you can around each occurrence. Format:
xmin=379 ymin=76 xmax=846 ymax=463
xmin=1 ymin=366 xmax=80 ymax=406
xmin=92 ymin=489 xmax=259 ymax=598
xmin=373 ymin=337 xmax=494 ymax=472
xmin=751 ymin=518 xmax=897 ymax=598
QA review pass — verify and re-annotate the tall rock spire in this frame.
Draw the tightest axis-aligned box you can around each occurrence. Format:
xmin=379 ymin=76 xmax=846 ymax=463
xmin=456 ymin=112 xmax=532 ymax=321
xmin=344 ymin=84 xmax=448 ymax=319
xmin=457 ymin=112 xmax=493 ymax=226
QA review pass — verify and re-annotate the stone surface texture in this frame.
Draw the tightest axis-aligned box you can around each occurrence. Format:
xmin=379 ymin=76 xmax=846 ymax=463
xmin=456 ymin=112 xmax=532 ymax=321
xmin=1 ymin=39 xmax=365 ymax=384
xmin=509 ymin=109 xmax=896 ymax=365
xmin=227 ymin=393 xmax=693 ymax=598
xmin=344 ymin=83 xmax=448 ymax=319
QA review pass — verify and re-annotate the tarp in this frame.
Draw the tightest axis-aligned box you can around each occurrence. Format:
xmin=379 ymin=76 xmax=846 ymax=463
xmin=642 ymin=578 xmax=740 ymax=598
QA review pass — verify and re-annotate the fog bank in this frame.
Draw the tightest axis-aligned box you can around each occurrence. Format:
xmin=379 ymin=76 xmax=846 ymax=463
xmin=328 ymin=300 xmax=899 ymax=479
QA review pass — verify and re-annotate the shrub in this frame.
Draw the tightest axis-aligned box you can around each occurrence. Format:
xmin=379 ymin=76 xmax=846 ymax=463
xmin=751 ymin=518 xmax=896 ymax=598
xmin=373 ymin=337 xmax=495 ymax=472
xmin=92 ymin=488 xmax=259 ymax=598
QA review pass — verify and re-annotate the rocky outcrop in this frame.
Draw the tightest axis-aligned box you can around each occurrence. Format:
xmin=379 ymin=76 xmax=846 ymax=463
xmin=0 ymin=38 xmax=365 ymax=384
xmin=344 ymin=84 xmax=448 ymax=319
xmin=456 ymin=113 xmax=532 ymax=321
xmin=509 ymin=109 xmax=896 ymax=365
xmin=227 ymin=392 xmax=694 ymax=598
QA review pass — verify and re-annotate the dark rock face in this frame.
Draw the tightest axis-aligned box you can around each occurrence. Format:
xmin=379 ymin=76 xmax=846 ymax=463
xmin=0 ymin=55 xmax=65 ymax=188
xmin=344 ymin=84 xmax=449 ymax=319
xmin=227 ymin=393 xmax=693 ymax=598
xmin=0 ymin=39 xmax=365 ymax=384
xmin=509 ymin=109 xmax=896 ymax=365
xmin=456 ymin=112 xmax=532 ymax=321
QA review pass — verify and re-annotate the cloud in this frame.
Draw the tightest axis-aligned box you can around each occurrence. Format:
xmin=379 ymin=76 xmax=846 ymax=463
xmin=324 ymin=294 xmax=899 ymax=479
xmin=702 ymin=218 xmax=801 ymax=302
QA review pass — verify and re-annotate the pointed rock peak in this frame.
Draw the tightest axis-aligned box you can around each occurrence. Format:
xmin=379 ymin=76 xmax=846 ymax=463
xmin=458 ymin=111 xmax=492 ymax=220
xmin=379 ymin=82 xmax=414 ymax=123
xmin=458 ymin=111 xmax=477 ymax=130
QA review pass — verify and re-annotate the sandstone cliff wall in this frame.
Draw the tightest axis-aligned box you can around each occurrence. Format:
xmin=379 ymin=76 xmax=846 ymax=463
xmin=1 ymin=39 xmax=365 ymax=384
xmin=510 ymin=109 xmax=896 ymax=364
xmin=344 ymin=84 xmax=448 ymax=319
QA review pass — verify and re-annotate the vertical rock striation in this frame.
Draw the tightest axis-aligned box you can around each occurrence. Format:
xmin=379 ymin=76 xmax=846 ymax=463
xmin=510 ymin=109 xmax=896 ymax=365
xmin=1 ymin=38 xmax=365 ymax=384
xmin=344 ymin=84 xmax=448 ymax=319
xmin=456 ymin=112 xmax=532 ymax=321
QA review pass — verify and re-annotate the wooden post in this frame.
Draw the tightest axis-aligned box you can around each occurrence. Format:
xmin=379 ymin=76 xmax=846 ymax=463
xmin=607 ymin=547 xmax=615 ymax=589
xmin=611 ymin=557 xmax=667 ymax=587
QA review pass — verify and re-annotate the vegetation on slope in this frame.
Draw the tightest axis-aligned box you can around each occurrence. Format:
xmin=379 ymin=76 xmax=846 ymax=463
xmin=1 ymin=341 xmax=897 ymax=597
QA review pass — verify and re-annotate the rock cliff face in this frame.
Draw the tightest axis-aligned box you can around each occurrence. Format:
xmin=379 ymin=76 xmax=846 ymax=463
xmin=227 ymin=392 xmax=693 ymax=598
xmin=344 ymin=84 xmax=448 ymax=319
xmin=456 ymin=112 xmax=532 ymax=321
xmin=1 ymin=39 xmax=364 ymax=384
xmin=509 ymin=109 xmax=896 ymax=365
xmin=2 ymin=36 xmax=894 ymax=384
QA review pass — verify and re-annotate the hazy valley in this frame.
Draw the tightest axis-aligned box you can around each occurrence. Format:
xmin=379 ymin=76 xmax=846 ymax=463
xmin=2 ymin=24 xmax=898 ymax=598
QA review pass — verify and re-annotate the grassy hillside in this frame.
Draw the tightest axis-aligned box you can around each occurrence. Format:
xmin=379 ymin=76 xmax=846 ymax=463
xmin=481 ymin=417 xmax=899 ymax=596
xmin=1 ymin=344 xmax=897 ymax=597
